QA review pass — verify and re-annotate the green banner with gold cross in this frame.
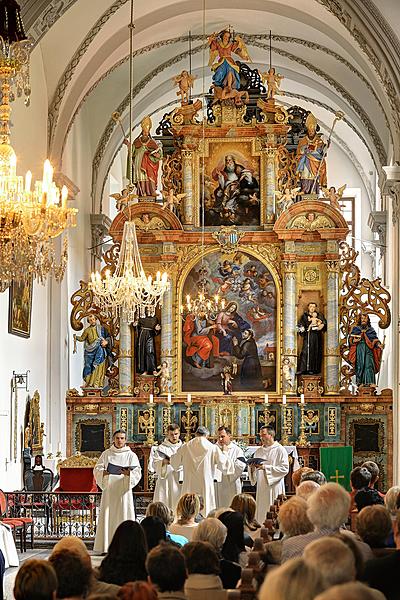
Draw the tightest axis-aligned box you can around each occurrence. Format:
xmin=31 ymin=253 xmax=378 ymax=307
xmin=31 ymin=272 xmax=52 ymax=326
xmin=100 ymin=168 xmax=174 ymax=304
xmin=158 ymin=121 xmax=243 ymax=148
xmin=320 ymin=446 xmax=353 ymax=491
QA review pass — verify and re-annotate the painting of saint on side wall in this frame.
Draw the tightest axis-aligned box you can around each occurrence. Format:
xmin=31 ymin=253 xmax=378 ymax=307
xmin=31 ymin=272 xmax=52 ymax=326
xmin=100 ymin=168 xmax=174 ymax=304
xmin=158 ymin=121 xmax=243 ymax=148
xmin=201 ymin=141 xmax=260 ymax=227
xmin=181 ymin=251 xmax=277 ymax=393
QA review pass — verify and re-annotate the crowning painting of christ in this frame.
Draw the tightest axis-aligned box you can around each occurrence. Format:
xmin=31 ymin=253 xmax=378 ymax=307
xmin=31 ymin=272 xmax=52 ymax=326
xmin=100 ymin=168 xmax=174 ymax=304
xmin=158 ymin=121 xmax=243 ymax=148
xmin=181 ymin=251 xmax=277 ymax=393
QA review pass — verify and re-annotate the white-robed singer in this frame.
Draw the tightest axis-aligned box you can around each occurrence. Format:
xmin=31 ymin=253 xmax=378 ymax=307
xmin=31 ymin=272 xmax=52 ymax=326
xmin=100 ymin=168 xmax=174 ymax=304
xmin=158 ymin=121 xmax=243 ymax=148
xmin=170 ymin=426 xmax=233 ymax=516
xmin=148 ymin=422 xmax=183 ymax=512
xmin=94 ymin=430 xmax=141 ymax=553
xmin=214 ymin=425 xmax=245 ymax=509
xmin=249 ymin=425 xmax=289 ymax=524
xmin=0 ymin=522 xmax=18 ymax=568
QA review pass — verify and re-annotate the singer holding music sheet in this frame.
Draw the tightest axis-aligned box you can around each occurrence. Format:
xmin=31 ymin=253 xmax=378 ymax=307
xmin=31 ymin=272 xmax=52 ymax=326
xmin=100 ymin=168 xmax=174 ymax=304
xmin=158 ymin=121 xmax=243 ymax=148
xmin=94 ymin=430 xmax=142 ymax=553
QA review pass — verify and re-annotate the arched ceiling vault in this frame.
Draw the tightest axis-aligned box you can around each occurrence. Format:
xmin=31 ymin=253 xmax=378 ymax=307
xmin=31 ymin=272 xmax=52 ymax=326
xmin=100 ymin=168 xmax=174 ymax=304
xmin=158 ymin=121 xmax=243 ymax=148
xmin=22 ymin=0 xmax=400 ymax=207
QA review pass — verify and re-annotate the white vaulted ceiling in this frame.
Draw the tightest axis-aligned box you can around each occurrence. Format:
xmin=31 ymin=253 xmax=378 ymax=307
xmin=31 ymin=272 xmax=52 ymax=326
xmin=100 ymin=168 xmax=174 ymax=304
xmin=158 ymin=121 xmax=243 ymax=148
xmin=20 ymin=0 xmax=400 ymax=210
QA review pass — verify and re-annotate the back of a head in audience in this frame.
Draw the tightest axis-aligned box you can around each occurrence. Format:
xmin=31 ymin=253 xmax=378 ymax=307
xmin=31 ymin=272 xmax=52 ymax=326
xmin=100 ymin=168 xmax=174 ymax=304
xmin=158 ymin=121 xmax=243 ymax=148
xmin=14 ymin=559 xmax=57 ymax=600
xmin=259 ymin=557 xmax=325 ymax=600
xmin=278 ymin=496 xmax=313 ymax=537
xmin=181 ymin=541 xmax=221 ymax=575
xmin=292 ymin=467 xmax=314 ymax=488
xmin=140 ymin=516 xmax=167 ymax=550
xmin=354 ymin=487 xmax=384 ymax=511
xmin=314 ymin=582 xmax=381 ymax=600
xmin=384 ymin=486 xmax=400 ymax=516
xmin=117 ymin=581 xmax=157 ymax=600
xmin=218 ymin=510 xmax=245 ymax=562
xmin=300 ymin=470 xmax=327 ymax=486
xmin=230 ymin=493 xmax=260 ymax=530
xmin=145 ymin=501 xmax=173 ymax=527
xmin=393 ymin=510 xmax=400 ymax=548
xmin=176 ymin=493 xmax=200 ymax=523
xmin=192 ymin=517 xmax=227 ymax=551
xmin=307 ymin=482 xmax=350 ymax=530
xmin=296 ymin=480 xmax=320 ymax=501
xmin=99 ymin=520 xmax=148 ymax=585
xmin=146 ymin=541 xmax=187 ymax=592
xmin=350 ymin=466 xmax=372 ymax=491
xmin=49 ymin=549 xmax=92 ymax=599
xmin=51 ymin=536 xmax=90 ymax=565
xmin=356 ymin=504 xmax=392 ymax=547
xmin=361 ymin=460 xmax=380 ymax=487
xmin=303 ymin=537 xmax=355 ymax=586
xmin=333 ymin=532 xmax=364 ymax=580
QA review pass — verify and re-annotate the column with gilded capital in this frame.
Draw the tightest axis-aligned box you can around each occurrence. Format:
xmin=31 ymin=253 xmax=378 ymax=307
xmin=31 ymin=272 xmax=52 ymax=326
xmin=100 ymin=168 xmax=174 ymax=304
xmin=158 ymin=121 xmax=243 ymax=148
xmin=324 ymin=257 xmax=340 ymax=394
xmin=182 ymin=149 xmax=194 ymax=227
xmin=119 ymin=314 xmax=132 ymax=395
xmin=282 ymin=259 xmax=297 ymax=394
xmin=160 ymin=269 xmax=173 ymax=395
xmin=264 ymin=145 xmax=277 ymax=225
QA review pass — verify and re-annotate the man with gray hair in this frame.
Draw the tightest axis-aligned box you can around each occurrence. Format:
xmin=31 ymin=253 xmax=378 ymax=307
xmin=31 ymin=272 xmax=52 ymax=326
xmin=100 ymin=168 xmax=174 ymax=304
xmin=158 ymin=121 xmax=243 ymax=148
xmin=170 ymin=426 xmax=233 ymax=515
xmin=296 ymin=480 xmax=320 ymax=501
xmin=303 ymin=537 xmax=356 ymax=587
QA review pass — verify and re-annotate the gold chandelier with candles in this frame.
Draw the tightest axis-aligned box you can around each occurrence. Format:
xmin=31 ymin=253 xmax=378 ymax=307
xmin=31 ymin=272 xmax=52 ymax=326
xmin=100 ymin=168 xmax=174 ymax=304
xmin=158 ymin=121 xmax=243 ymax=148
xmin=0 ymin=0 xmax=77 ymax=287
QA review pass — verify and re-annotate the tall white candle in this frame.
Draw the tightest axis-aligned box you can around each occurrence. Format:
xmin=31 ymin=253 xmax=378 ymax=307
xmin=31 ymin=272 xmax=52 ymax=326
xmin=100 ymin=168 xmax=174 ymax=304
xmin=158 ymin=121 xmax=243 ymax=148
xmin=282 ymin=395 xmax=287 ymax=405
xmin=57 ymin=442 xmax=62 ymax=453
xmin=187 ymin=393 xmax=192 ymax=405
xmin=149 ymin=394 xmax=154 ymax=404
xmin=264 ymin=394 xmax=269 ymax=405
xmin=300 ymin=394 xmax=305 ymax=404
xmin=167 ymin=393 xmax=172 ymax=404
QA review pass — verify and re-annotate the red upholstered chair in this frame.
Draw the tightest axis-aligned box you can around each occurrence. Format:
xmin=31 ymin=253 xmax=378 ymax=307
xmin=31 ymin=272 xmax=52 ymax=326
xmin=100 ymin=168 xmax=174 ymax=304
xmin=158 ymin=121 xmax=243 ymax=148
xmin=52 ymin=454 xmax=97 ymax=534
xmin=0 ymin=489 xmax=25 ymax=552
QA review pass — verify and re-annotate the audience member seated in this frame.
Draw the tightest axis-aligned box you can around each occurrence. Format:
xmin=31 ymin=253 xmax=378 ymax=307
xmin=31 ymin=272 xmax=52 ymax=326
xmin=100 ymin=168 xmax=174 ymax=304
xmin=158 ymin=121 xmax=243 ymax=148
xmin=333 ymin=532 xmax=365 ymax=580
xmin=49 ymin=548 xmax=92 ymax=600
xmin=194 ymin=496 xmax=205 ymax=523
xmin=296 ymin=480 xmax=320 ymax=501
xmin=384 ymin=486 xmax=400 ymax=517
xmin=169 ymin=494 xmax=200 ymax=541
xmin=13 ymin=559 xmax=57 ymax=600
xmin=265 ymin=496 xmax=313 ymax=564
xmin=230 ymin=493 xmax=261 ymax=543
xmin=182 ymin=541 xmax=225 ymax=600
xmin=350 ymin=466 xmax=371 ymax=511
xmin=141 ymin=516 xmax=167 ymax=550
xmin=192 ymin=518 xmax=241 ymax=589
xmin=117 ymin=581 xmax=157 ymax=600
xmin=356 ymin=505 xmax=392 ymax=549
xmin=362 ymin=510 xmax=400 ymax=600
xmin=292 ymin=467 xmax=314 ymax=489
xmin=282 ymin=483 xmax=373 ymax=563
xmin=146 ymin=502 xmax=188 ymax=546
xmin=259 ymin=557 xmax=325 ymax=600
xmin=146 ymin=541 xmax=187 ymax=600
xmin=303 ymin=537 xmax=356 ymax=586
xmin=361 ymin=461 xmax=385 ymax=499
xmin=315 ymin=582 xmax=384 ymax=600
xmin=300 ymin=470 xmax=327 ymax=486
xmin=218 ymin=510 xmax=247 ymax=567
xmin=51 ymin=536 xmax=120 ymax=598
xmin=98 ymin=521 xmax=147 ymax=586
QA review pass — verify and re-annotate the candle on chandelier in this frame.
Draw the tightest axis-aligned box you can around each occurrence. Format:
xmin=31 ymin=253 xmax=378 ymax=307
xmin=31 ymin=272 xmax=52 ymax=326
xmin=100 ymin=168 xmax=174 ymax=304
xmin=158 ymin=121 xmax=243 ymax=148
xmin=264 ymin=394 xmax=269 ymax=405
xmin=57 ymin=442 xmax=62 ymax=454
xmin=61 ymin=185 xmax=68 ymax=209
xmin=282 ymin=395 xmax=287 ymax=405
xmin=149 ymin=394 xmax=154 ymax=404
xmin=25 ymin=170 xmax=32 ymax=193
xmin=167 ymin=393 xmax=172 ymax=404
xmin=300 ymin=393 xmax=305 ymax=404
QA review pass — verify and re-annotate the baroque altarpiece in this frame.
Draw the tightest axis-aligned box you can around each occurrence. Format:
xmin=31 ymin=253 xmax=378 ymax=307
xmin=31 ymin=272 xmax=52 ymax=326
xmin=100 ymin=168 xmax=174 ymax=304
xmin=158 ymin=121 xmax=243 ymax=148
xmin=68 ymin=38 xmax=392 ymax=492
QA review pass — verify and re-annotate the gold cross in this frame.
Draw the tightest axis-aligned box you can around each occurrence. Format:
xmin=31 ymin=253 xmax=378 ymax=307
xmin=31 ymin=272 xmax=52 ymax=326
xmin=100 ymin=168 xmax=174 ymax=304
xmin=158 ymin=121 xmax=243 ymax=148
xmin=330 ymin=469 xmax=345 ymax=484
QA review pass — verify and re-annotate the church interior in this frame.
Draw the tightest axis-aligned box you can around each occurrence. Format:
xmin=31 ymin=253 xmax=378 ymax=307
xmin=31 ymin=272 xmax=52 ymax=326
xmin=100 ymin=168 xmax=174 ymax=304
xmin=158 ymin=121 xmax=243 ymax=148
xmin=1 ymin=0 xmax=400 ymax=598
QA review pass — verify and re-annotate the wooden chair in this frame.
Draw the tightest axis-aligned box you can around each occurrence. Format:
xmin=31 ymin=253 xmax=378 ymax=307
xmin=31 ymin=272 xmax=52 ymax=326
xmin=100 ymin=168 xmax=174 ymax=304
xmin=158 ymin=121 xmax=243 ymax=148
xmin=0 ymin=490 xmax=25 ymax=552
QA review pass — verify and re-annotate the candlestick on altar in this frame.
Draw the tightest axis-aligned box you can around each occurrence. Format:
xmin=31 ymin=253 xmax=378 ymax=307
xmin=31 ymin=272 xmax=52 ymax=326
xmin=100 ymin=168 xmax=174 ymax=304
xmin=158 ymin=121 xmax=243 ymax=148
xmin=262 ymin=395 xmax=270 ymax=428
xmin=281 ymin=396 xmax=289 ymax=446
xmin=145 ymin=397 xmax=156 ymax=446
xmin=163 ymin=394 xmax=173 ymax=434
xmin=184 ymin=396 xmax=193 ymax=442
xmin=296 ymin=397 xmax=310 ymax=448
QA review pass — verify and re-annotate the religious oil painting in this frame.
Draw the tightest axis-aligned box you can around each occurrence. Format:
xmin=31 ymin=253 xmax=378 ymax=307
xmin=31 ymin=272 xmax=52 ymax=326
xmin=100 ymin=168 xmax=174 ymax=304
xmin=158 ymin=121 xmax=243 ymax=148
xmin=181 ymin=250 xmax=277 ymax=393
xmin=8 ymin=276 xmax=33 ymax=338
xmin=201 ymin=141 xmax=261 ymax=227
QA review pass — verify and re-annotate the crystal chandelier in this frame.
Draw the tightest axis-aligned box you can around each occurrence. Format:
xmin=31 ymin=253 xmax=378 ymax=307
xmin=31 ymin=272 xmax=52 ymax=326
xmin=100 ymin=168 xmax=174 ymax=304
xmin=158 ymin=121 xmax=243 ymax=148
xmin=90 ymin=222 xmax=169 ymax=322
xmin=184 ymin=287 xmax=226 ymax=318
xmin=0 ymin=0 xmax=77 ymax=287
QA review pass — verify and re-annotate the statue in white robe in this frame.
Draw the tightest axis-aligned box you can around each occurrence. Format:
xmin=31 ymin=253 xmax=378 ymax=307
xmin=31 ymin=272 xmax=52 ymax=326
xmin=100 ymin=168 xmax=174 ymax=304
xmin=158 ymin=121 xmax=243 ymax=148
xmin=93 ymin=432 xmax=142 ymax=553
xmin=249 ymin=427 xmax=289 ymax=525
xmin=170 ymin=427 xmax=233 ymax=516
xmin=149 ymin=424 xmax=183 ymax=512
xmin=214 ymin=426 xmax=245 ymax=509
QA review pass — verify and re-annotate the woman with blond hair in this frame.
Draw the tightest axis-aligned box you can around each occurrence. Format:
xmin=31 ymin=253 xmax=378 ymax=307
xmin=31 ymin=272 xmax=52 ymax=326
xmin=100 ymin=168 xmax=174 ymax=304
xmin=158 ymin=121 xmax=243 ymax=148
xmin=230 ymin=493 xmax=261 ymax=542
xmin=169 ymin=493 xmax=200 ymax=541
xmin=259 ymin=557 xmax=325 ymax=600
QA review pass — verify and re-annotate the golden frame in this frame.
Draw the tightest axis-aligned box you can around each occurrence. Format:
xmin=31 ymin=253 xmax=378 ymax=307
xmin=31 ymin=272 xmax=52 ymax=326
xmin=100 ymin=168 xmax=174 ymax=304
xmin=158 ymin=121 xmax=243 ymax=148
xmin=174 ymin=244 xmax=283 ymax=397
xmin=192 ymin=137 xmax=265 ymax=228
xmin=75 ymin=418 xmax=111 ymax=456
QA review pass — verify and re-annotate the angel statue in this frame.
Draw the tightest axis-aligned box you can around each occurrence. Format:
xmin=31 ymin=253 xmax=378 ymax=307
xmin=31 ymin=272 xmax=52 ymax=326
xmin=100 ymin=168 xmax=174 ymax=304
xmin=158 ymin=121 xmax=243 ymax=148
xmin=162 ymin=188 xmax=187 ymax=218
xmin=321 ymin=184 xmax=346 ymax=211
xmin=208 ymin=27 xmax=251 ymax=98
xmin=261 ymin=67 xmax=284 ymax=100
xmin=110 ymin=184 xmax=139 ymax=211
xmin=173 ymin=70 xmax=196 ymax=105
xmin=275 ymin=186 xmax=301 ymax=214
xmin=153 ymin=360 xmax=171 ymax=394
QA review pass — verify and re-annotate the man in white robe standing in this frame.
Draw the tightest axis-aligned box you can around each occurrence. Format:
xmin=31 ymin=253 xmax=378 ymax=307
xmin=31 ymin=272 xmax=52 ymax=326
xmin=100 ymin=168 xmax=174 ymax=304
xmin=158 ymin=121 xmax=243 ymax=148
xmin=214 ymin=425 xmax=245 ymax=509
xmin=248 ymin=426 xmax=289 ymax=525
xmin=149 ymin=422 xmax=183 ymax=512
xmin=170 ymin=426 xmax=233 ymax=516
xmin=94 ymin=430 xmax=141 ymax=553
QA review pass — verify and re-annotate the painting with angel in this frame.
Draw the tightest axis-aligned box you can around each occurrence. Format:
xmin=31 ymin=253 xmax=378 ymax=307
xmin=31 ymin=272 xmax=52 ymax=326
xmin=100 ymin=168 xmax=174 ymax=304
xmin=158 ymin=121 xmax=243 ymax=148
xmin=181 ymin=250 xmax=277 ymax=393
xmin=201 ymin=141 xmax=260 ymax=226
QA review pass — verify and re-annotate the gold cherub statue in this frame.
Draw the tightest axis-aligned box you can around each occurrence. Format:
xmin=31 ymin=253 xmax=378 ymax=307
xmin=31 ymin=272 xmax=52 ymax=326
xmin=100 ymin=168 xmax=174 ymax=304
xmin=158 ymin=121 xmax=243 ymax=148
xmin=173 ymin=70 xmax=196 ymax=106
xmin=275 ymin=186 xmax=301 ymax=213
xmin=261 ymin=67 xmax=284 ymax=100
xmin=321 ymin=184 xmax=347 ymax=211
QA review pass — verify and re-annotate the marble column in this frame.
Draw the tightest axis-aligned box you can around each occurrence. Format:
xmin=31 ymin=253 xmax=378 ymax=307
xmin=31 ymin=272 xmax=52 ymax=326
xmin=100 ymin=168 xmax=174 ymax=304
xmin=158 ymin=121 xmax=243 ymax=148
xmin=119 ymin=315 xmax=132 ymax=395
xmin=282 ymin=260 xmax=297 ymax=394
xmin=160 ymin=279 xmax=173 ymax=395
xmin=182 ymin=150 xmax=194 ymax=227
xmin=324 ymin=258 xmax=340 ymax=394
xmin=264 ymin=146 xmax=277 ymax=225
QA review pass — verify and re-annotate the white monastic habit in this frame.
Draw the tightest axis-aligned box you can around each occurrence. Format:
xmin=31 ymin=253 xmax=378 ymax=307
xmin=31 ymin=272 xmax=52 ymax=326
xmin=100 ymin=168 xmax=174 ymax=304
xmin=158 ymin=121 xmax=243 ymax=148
xmin=170 ymin=436 xmax=233 ymax=516
xmin=149 ymin=438 xmax=183 ymax=512
xmin=93 ymin=444 xmax=141 ymax=553
xmin=0 ymin=523 xmax=18 ymax=568
xmin=249 ymin=441 xmax=289 ymax=524
xmin=214 ymin=441 xmax=245 ymax=508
